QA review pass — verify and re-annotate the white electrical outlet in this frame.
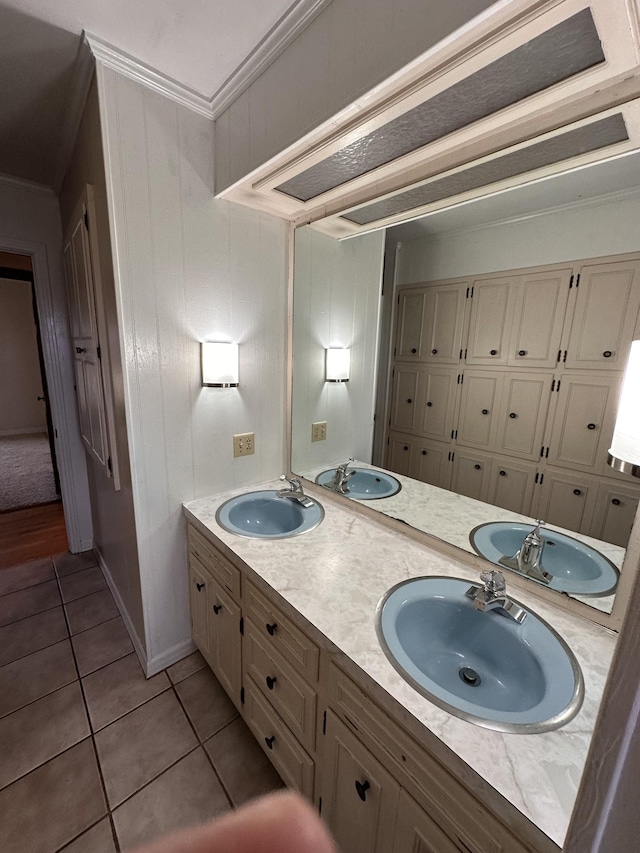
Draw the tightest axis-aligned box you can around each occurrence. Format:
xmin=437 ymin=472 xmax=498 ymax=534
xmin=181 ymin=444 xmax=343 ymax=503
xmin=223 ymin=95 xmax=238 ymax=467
xmin=233 ymin=432 xmax=255 ymax=457
xmin=311 ymin=421 xmax=327 ymax=442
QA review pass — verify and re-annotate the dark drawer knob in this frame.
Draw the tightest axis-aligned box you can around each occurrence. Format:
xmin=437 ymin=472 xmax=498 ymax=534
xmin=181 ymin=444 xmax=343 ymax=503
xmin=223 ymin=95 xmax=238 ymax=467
xmin=587 ymin=423 xmax=597 ymax=430
xmin=482 ymin=409 xmax=489 ymax=415
xmin=266 ymin=676 xmax=277 ymax=690
xmin=212 ymin=603 xmax=222 ymax=614
xmin=474 ymin=464 xmax=481 ymax=470
xmin=431 ymin=349 xmax=438 ymax=355
xmin=403 ymin=445 xmax=409 ymax=451
xmin=75 ymin=346 xmax=86 ymax=354
xmin=265 ymin=735 xmax=276 ymax=750
xmin=411 ymin=348 xmax=417 ymax=354
xmin=421 ymin=450 xmax=427 ymax=456
xmin=509 ymin=412 xmax=517 ymax=419
xmin=355 ymin=780 xmax=371 ymax=802
xmin=266 ymin=622 xmax=277 ymax=636
xmin=196 ymin=582 xmax=205 ymax=591
xmin=499 ymin=470 xmax=506 ymax=476
xmin=603 ymin=350 xmax=612 ymax=358
xmin=426 ymin=401 xmax=432 ymax=407
xmin=574 ymin=489 xmax=582 ymax=496
xmin=518 ymin=350 xmax=527 ymax=356
xmin=490 ymin=349 xmax=498 ymax=356
xmin=37 ymin=395 xmax=45 ymax=401
xmin=407 ymin=398 xmax=412 ymax=404
xmin=612 ymin=498 xmax=621 ymax=506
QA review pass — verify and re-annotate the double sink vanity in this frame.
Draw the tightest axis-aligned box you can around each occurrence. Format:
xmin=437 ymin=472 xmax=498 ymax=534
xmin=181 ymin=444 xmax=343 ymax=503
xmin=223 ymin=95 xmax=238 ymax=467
xmin=183 ymin=470 xmax=617 ymax=852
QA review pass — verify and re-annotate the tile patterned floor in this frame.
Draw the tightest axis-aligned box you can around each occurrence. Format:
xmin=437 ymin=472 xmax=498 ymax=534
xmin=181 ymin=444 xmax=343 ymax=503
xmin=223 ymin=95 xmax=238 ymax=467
xmin=0 ymin=552 xmax=283 ymax=852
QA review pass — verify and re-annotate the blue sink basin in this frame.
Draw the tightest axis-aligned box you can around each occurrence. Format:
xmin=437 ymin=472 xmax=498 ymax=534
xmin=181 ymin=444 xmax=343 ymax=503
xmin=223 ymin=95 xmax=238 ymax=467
xmin=470 ymin=522 xmax=619 ymax=597
xmin=315 ymin=467 xmax=401 ymax=499
xmin=215 ymin=490 xmax=324 ymax=539
xmin=376 ymin=577 xmax=583 ymax=732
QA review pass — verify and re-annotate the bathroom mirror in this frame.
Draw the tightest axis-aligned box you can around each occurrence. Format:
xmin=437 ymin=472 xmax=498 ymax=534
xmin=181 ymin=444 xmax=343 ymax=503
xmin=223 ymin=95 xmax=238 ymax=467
xmin=290 ymin=147 xmax=640 ymax=621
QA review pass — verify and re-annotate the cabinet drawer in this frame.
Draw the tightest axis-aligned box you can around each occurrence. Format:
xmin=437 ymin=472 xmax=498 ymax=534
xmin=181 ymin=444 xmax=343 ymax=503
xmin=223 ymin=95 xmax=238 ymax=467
xmin=328 ymin=664 xmax=538 ymax=853
xmin=244 ymin=678 xmax=314 ymax=798
xmin=245 ymin=619 xmax=317 ymax=752
xmin=188 ymin=525 xmax=241 ymax=600
xmin=244 ymin=580 xmax=319 ymax=683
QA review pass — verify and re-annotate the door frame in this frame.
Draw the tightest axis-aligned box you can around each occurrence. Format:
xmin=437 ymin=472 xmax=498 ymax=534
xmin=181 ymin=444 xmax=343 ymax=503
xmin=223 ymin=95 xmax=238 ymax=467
xmin=0 ymin=235 xmax=93 ymax=552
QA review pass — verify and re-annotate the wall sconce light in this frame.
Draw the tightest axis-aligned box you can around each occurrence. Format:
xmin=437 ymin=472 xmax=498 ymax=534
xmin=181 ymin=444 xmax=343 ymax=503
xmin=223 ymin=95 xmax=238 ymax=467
xmin=608 ymin=340 xmax=640 ymax=477
xmin=325 ymin=348 xmax=350 ymax=382
xmin=201 ymin=342 xmax=239 ymax=387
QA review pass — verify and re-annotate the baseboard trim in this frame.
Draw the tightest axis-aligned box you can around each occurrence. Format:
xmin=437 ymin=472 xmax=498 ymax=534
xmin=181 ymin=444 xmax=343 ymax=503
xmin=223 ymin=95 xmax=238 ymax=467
xmin=145 ymin=638 xmax=197 ymax=678
xmin=94 ymin=546 xmax=149 ymax=674
xmin=0 ymin=428 xmax=47 ymax=437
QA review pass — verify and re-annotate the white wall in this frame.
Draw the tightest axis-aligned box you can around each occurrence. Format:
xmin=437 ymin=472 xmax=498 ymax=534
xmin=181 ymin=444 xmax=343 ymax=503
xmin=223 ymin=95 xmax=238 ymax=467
xmin=396 ymin=192 xmax=640 ymax=283
xmin=0 ymin=278 xmax=46 ymax=435
xmin=214 ymin=0 xmax=495 ymax=192
xmin=0 ymin=177 xmax=93 ymax=550
xmin=96 ymin=65 xmax=288 ymax=673
xmin=292 ymin=227 xmax=384 ymax=474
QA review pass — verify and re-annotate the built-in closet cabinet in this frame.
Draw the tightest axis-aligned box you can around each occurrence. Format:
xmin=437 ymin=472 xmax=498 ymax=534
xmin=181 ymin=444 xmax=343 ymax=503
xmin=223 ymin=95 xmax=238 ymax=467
xmin=387 ymin=253 xmax=640 ymax=545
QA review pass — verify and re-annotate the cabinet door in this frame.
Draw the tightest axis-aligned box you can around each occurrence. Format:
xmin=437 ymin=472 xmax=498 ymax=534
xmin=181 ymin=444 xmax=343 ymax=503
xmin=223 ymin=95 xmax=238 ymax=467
xmin=456 ymin=372 xmax=502 ymax=451
xmin=564 ymin=258 xmax=640 ymax=371
xmin=389 ymin=367 xmax=421 ymax=433
xmin=450 ymin=450 xmax=491 ymax=502
xmin=206 ymin=574 xmax=242 ymax=707
xmin=533 ymin=468 xmax=598 ymax=535
xmin=418 ymin=368 xmax=459 ymax=442
xmin=414 ymin=441 xmax=452 ymax=490
xmin=507 ymin=268 xmax=571 ymax=368
xmin=546 ymin=375 xmax=620 ymax=474
xmin=189 ymin=559 xmax=210 ymax=660
xmin=465 ymin=276 xmax=515 ymax=365
xmin=487 ymin=459 xmax=537 ymax=516
xmin=496 ymin=373 xmax=552 ymax=461
xmin=591 ymin=481 xmax=640 ymax=547
xmin=396 ymin=289 xmax=427 ymax=359
xmin=322 ymin=712 xmax=400 ymax=853
xmin=393 ymin=790 xmax=460 ymax=853
xmin=386 ymin=434 xmax=414 ymax=477
xmin=422 ymin=282 xmax=466 ymax=364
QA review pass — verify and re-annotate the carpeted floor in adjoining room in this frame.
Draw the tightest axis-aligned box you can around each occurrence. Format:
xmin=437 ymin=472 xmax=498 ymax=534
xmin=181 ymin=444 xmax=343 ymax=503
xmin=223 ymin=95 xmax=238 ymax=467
xmin=0 ymin=433 xmax=58 ymax=513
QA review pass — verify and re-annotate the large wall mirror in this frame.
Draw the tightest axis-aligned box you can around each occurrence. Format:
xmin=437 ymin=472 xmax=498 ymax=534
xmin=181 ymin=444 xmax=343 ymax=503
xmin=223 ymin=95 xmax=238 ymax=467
xmin=290 ymin=141 xmax=640 ymax=626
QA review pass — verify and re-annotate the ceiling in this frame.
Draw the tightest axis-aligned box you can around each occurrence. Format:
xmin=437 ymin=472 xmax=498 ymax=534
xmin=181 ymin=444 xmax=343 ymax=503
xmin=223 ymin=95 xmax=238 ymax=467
xmin=0 ymin=0 xmax=302 ymax=187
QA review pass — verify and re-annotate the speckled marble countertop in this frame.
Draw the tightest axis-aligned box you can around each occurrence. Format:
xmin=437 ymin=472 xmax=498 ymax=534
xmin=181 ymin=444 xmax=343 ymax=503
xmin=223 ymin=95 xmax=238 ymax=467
xmin=184 ymin=479 xmax=618 ymax=849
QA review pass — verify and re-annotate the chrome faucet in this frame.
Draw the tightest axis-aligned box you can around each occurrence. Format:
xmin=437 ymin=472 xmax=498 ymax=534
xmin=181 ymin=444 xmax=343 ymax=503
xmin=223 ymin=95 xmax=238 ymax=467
xmin=466 ymin=570 xmax=527 ymax=623
xmin=276 ymin=475 xmax=314 ymax=507
xmin=330 ymin=457 xmax=356 ymax=494
xmin=499 ymin=520 xmax=552 ymax=585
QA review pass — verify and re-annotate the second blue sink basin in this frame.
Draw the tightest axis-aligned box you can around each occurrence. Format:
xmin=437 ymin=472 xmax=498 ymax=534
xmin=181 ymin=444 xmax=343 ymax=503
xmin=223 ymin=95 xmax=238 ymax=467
xmin=315 ymin=467 xmax=401 ymax=499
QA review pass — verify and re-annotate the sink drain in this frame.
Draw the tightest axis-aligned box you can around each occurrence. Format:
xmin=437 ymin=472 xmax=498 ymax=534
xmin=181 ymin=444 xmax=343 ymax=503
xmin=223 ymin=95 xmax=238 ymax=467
xmin=459 ymin=666 xmax=481 ymax=687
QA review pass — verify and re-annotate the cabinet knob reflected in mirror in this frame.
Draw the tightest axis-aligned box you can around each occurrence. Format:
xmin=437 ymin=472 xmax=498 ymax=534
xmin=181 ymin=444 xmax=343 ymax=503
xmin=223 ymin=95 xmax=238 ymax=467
xmin=612 ymin=498 xmax=621 ymax=506
xmin=431 ymin=349 xmax=438 ymax=355
xmin=355 ymin=780 xmax=370 ymax=802
xmin=509 ymin=412 xmax=518 ymax=419
xmin=403 ymin=445 xmax=408 ymax=451
xmin=421 ymin=450 xmax=427 ymax=456
xmin=426 ymin=402 xmax=432 ymax=407
xmin=482 ymin=409 xmax=489 ymax=415
xmin=490 ymin=349 xmax=498 ymax=355
xmin=518 ymin=349 xmax=527 ymax=356
xmin=474 ymin=464 xmax=481 ymax=470
xmin=603 ymin=350 xmax=612 ymax=357
xmin=407 ymin=398 xmax=412 ymax=404
xmin=587 ymin=423 xmax=597 ymax=430
xmin=574 ymin=489 xmax=582 ymax=496
xmin=411 ymin=348 xmax=417 ymax=354
xmin=499 ymin=470 xmax=506 ymax=476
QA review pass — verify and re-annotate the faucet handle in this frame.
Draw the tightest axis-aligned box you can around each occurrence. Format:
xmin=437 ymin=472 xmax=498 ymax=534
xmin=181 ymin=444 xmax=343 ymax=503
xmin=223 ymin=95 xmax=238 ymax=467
xmin=480 ymin=569 xmax=506 ymax=593
xmin=279 ymin=474 xmax=302 ymax=491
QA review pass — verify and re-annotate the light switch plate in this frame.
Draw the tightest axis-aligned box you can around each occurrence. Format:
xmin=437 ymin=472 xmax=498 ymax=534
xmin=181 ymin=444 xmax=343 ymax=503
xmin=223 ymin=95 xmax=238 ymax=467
xmin=233 ymin=432 xmax=255 ymax=457
xmin=311 ymin=421 xmax=327 ymax=442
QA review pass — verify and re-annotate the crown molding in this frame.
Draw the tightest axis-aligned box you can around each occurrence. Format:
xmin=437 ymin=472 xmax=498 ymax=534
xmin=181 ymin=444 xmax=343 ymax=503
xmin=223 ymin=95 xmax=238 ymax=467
xmin=85 ymin=32 xmax=214 ymax=119
xmin=0 ymin=172 xmax=56 ymax=197
xmin=209 ymin=0 xmax=333 ymax=118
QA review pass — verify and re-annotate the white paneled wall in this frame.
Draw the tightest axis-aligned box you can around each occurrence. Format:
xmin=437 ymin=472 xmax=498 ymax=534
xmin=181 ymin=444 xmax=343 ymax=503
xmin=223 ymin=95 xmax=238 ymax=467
xmin=214 ymin=0 xmax=495 ymax=192
xmin=291 ymin=227 xmax=384 ymax=475
xmin=396 ymin=192 xmax=640 ymax=283
xmin=97 ymin=66 xmax=287 ymax=673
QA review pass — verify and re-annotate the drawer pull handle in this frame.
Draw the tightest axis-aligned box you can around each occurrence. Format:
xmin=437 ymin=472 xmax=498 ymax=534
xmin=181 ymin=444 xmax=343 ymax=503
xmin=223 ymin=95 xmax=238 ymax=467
xmin=411 ymin=348 xmax=417 ymax=354
xmin=431 ymin=348 xmax=438 ymax=355
xmin=603 ymin=350 xmax=613 ymax=358
xmin=574 ymin=489 xmax=582 ymax=496
xmin=406 ymin=398 xmax=412 ymax=404
xmin=518 ymin=349 xmax=527 ymax=356
xmin=403 ymin=445 xmax=409 ymax=451
xmin=587 ymin=423 xmax=597 ymax=430
xmin=499 ymin=470 xmax=506 ymax=476
xmin=482 ymin=409 xmax=489 ymax=415
xmin=265 ymin=735 xmax=276 ymax=750
xmin=490 ymin=349 xmax=498 ymax=356
xmin=474 ymin=464 xmax=481 ymax=471
xmin=212 ymin=603 xmax=222 ymax=614
xmin=196 ymin=582 xmax=205 ymax=592
xmin=612 ymin=498 xmax=621 ymax=506
xmin=426 ymin=401 xmax=432 ymax=407
xmin=355 ymin=780 xmax=371 ymax=802
xmin=266 ymin=676 xmax=277 ymax=690
xmin=266 ymin=622 xmax=278 ymax=636
xmin=421 ymin=450 xmax=427 ymax=456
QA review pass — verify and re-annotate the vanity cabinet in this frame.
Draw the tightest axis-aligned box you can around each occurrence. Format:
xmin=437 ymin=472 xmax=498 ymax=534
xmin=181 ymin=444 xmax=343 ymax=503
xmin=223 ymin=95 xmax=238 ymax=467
xmin=591 ymin=482 xmax=640 ymax=548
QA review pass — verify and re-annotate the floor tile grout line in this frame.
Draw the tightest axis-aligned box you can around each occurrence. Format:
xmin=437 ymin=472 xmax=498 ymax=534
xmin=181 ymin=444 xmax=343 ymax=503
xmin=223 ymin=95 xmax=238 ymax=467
xmin=0 ymin=559 xmax=99 ymax=601
xmin=54 ymin=570 xmax=122 ymax=852
xmin=0 ymin=577 xmax=107 ymax=630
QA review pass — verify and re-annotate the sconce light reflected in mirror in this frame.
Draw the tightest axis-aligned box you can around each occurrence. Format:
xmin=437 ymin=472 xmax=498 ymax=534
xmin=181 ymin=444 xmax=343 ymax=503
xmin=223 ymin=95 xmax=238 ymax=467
xmin=608 ymin=339 xmax=640 ymax=478
xmin=326 ymin=348 xmax=350 ymax=382
xmin=201 ymin=342 xmax=239 ymax=387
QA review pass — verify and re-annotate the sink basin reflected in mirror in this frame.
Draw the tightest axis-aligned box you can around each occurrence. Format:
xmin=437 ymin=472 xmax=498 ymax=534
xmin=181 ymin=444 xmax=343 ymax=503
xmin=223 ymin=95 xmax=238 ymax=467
xmin=470 ymin=522 xmax=619 ymax=597
xmin=315 ymin=467 xmax=401 ymax=499
xmin=216 ymin=490 xmax=324 ymax=539
xmin=376 ymin=576 xmax=584 ymax=733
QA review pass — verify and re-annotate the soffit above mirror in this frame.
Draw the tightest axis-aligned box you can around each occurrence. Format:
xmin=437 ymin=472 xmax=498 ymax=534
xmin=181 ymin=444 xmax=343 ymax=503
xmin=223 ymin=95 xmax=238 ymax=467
xmin=218 ymin=0 xmax=640 ymax=229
